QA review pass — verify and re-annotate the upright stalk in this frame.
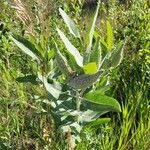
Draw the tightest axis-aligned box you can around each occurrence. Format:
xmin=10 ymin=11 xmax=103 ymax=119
xmin=76 ymin=90 xmax=81 ymax=123
xmin=67 ymin=128 xmax=74 ymax=150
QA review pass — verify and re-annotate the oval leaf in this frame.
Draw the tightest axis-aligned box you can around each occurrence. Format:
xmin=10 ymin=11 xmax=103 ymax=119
xmin=68 ymin=70 xmax=103 ymax=90
xmin=83 ymin=91 xmax=121 ymax=113
xmin=111 ymin=40 xmax=126 ymax=68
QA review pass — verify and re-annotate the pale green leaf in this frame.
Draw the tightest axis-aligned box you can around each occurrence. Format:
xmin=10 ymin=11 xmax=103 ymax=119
xmin=67 ymin=54 xmax=83 ymax=73
xmin=80 ymin=110 xmax=103 ymax=123
xmin=83 ymin=62 xmax=97 ymax=74
xmin=100 ymin=52 xmax=111 ymax=69
xmin=68 ymin=70 xmax=103 ymax=90
xmin=111 ymin=40 xmax=126 ymax=68
xmin=84 ymin=0 xmax=100 ymax=64
xmin=59 ymin=8 xmax=80 ymax=38
xmin=57 ymin=28 xmax=83 ymax=67
xmin=90 ymin=37 xmax=102 ymax=69
xmin=106 ymin=21 xmax=113 ymax=51
xmin=38 ymin=74 xmax=62 ymax=99
xmin=54 ymin=42 xmax=72 ymax=77
xmin=10 ymin=34 xmax=40 ymax=62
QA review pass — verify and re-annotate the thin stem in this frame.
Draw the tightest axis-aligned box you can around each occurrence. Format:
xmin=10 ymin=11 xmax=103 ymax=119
xmin=76 ymin=90 xmax=81 ymax=123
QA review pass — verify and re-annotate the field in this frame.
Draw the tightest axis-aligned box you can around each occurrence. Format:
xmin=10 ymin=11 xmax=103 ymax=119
xmin=0 ymin=0 xmax=150 ymax=149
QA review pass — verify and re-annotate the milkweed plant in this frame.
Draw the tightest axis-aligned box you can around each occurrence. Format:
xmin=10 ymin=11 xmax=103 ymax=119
xmin=10 ymin=0 xmax=126 ymax=148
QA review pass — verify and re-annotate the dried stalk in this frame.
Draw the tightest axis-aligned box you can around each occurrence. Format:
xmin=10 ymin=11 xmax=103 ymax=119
xmin=67 ymin=128 xmax=74 ymax=150
xmin=36 ymin=0 xmax=51 ymax=36
xmin=12 ymin=0 xmax=34 ymax=34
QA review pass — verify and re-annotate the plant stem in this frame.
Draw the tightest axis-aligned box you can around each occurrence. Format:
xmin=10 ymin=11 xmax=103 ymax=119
xmin=76 ymin=90 xmax=80 ymax=123
xmin=67 ymin=128 xmax=74 ymax=150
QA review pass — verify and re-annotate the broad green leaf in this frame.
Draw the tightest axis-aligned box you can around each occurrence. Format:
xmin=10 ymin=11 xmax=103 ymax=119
xmin=85 ymin=118 xmax=111 ymax=127
xmin=67 ymin=54 xmax=83 ymax=73
xmin=57 ymin=110 xmax=80 ymax=118
xmin=10 ymin=34 xmax=40 ymax=62
xmin=100 ymin=52 xmax=111 ymax=69
xmin=16 ymin=75 xmax=38 ymax=85
xmin=54 ymin=42 xmax=72 ymax=77
xmin=100 ymin=57 xmax=111 ymax=69
xmin=59 ymin=8 xmax=80 ymax=38
xmin=90 ymin=37 xmax=102 ymax=69
xmin=57 ymin=28 xmax=83 ymax=67
xmin=84 ymin=0 xmax=100 ymax=64
xmin=70 ymin=122 xmax=82 ymax=133
xmin=38 ymin=74 xmax=62 ymax=99
xmin=83 ymin=91 xmax=121 ymax=113
xmin=111 ymin=40 xmax=126 ymax=68
xmin=80 ymin=109 xmax=103 ymax=123
xmin=59 ymin=124 xmax=71 ymax=133
xmin=68 ymin=70 xmax=103 ymax=90
xmin=83 ymin=62 xmax=97 ymax=74
xmin=106 ymin=21 xmax=113 ymax=51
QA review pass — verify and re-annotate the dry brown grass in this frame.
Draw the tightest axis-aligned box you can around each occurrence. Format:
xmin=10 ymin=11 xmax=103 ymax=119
xmin=12 ymin=0 xmax=54 ymax=36
xmin=12 ymin=0 xmax=34 ymax=34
